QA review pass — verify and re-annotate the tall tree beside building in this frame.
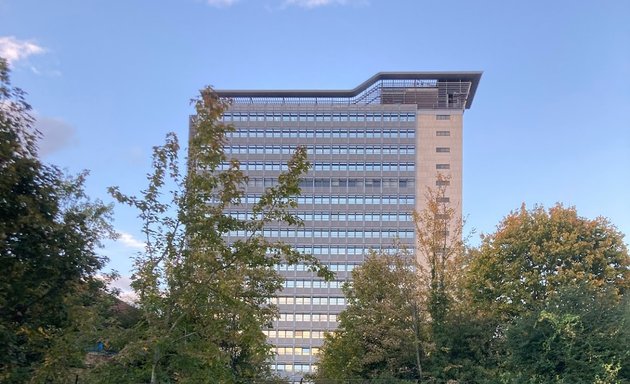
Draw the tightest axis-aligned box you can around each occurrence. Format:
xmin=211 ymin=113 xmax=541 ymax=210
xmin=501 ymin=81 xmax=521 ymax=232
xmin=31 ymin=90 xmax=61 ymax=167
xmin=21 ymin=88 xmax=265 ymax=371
xmin=0 ymin=58 xmax=115 ymax=383
xmin=412 ymin=174 xmax=473 ymax=380
xmin=93 ymin=89 xmax=330 ymax=383
xmin=314 ymin=252 xmax=423 ymax=383
xmin=315 ymin=178 xmax=469 ymax=383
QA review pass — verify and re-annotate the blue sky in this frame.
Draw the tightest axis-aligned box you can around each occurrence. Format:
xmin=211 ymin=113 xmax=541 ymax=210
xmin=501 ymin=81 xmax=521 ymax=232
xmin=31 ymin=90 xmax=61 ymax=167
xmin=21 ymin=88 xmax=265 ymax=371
xmin=2 ymin=0 xmax=629 ymax=291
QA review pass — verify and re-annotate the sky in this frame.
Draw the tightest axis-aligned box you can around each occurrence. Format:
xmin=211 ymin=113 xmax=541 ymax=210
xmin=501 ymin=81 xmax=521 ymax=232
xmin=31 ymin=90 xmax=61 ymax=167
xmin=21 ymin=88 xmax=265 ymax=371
xmin=1 ymin=0 xmax=629 ymax=295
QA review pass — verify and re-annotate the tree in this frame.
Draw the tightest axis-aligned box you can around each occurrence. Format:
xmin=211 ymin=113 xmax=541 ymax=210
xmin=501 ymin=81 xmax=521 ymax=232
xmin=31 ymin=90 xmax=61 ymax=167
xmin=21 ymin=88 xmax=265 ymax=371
xmin=502 ymin=284 xmax=629 ymax=383
xmin=467 ymin=204 xmax=629 ymax=320
xmin=314 ymin=252 xmax=422 ymax=383
xmin=413 ymin=174 xmax=471 ymax=380
xmin=413 ymin=174 xmax=466 ymax=325
xmin=464 ymin=203 xmax=629 ymax=382
xmin=0 ymin=57 xmax=116 ymax=383
xmin=315 ymin=177 xmax=474 ymax=383
xmin=92 ymin=88 xmax=330 ymax=383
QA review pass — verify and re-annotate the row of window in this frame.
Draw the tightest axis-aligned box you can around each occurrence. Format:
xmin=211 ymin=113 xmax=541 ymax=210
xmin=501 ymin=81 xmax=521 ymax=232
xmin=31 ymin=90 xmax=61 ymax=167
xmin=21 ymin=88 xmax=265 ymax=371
xmin=228 ymin=129 xmax=416 ymax=139
xmin=436 ymin=130 xmax=450 ymax=136
xmin=283 ymin=280 xmax=345 ymax=289
xmin=295 ymin=195 xmax=414 ymax=205
xmin=263 ymin=329 xmax=326 ymax=339
xmin=271 ymin=296 xmax=347 ymax=306
xmin=229 ymin=211 xmax=412 ymax=222
xmin=273 ymin=363 xmax=316 ymax=374
xmin=224 ymin=112 xmax=416 ymax=122
xmin=275 ymin=263 xmax=358 ymax=272
xmin=243 ymin=195 xmax=415 ymax=205
xmin=230 ymin=229 xmax=415 ymax=239
xmin=275 ymin=347 xmax=320 ymax=356
xmin=293 ymin=246 xmax=404 ymax=255
xmin=436 ymin=164 xmax=450 ymax=170
xmin=313 ymin=163 xmax=414 ymax=172
xmin=436 ymin=147 xmax=450 ymax=153
xmin=248 ymin=177 xmax=414 ymax=189
xmin=277 ymin=313 xmax=337 ymax=322
xmin=220 ymin=162 xmax=415 ymax=172
xmin=436 ymin=115 xmax=451 ymax=120
xmin=226 ymin=145 xmax=416 ymax=155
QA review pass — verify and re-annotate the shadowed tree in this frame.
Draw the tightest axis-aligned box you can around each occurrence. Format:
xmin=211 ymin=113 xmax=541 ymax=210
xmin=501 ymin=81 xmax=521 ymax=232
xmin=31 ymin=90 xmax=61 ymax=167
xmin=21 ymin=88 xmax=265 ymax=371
xmin=0 ymin=57 xmax=115 ymax=383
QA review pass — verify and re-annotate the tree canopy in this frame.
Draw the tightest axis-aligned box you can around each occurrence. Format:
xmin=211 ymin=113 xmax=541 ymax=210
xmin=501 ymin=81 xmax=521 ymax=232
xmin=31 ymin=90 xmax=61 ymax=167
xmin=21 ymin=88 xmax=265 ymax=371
xmin=1 ymin=57 xmax=115 ymax=383
xmin=89 ymin=88 xmax=331 ymax=383
xmin=467 ymin=203 xmax=629 ymax=320
xmin=316 ymin=201 xmax=629 ymax=383
xmin=503 ymin=284 xmax=629 ymax=383
xmin=314 ymin=253 xmax=422 ymax=383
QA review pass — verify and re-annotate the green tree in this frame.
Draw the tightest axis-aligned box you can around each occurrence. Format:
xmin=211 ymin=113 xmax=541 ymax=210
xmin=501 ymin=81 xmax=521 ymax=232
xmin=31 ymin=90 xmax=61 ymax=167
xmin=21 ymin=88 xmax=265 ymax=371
xmin=0 ymin=57 xmax=116 ymax=382
xmin=92 ymin=89 xmax=330 ymax=383
xmin=413 ymin=175 xmax=472 ymax=380
xmin=502 ymin=284 xmax=629 ymax=383
xmin=467 ymin=204 xmax=628 ymax=321
xmin=414 ymin=175 xmax=465 ymax=328
xmin=464 ymin=204 xmax=629 ymax=382
xmin=315 ymin=178 xmax=473 ymax=383
xmin=314 ymin=253 xmax=422 ymax=383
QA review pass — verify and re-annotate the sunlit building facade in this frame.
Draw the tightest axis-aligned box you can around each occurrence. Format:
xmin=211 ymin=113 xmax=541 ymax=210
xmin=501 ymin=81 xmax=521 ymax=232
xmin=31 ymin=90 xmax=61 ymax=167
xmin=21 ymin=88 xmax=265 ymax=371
xmin=215 ymin=72 xmax=481 ymax=382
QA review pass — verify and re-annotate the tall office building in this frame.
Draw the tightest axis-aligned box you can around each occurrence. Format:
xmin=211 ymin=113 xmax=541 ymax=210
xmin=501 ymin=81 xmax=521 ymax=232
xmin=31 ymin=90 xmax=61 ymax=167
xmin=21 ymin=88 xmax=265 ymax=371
xmin=215 ymin=72 xmax=481 ymax=382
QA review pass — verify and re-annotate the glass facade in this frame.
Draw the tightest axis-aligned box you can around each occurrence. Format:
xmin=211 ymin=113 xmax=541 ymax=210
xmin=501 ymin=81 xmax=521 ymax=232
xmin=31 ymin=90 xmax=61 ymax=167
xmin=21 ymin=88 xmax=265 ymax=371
xmin=222 ymin=105 xmax=417 ymax=378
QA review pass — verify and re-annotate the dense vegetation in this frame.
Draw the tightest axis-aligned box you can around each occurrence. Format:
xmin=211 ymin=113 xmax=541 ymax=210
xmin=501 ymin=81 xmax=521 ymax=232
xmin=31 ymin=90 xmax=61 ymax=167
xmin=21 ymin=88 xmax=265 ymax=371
xmin=314 ymin=203 xmax=629 ymax=383
xmin=1 ymin=58 xmax=119 ymax=382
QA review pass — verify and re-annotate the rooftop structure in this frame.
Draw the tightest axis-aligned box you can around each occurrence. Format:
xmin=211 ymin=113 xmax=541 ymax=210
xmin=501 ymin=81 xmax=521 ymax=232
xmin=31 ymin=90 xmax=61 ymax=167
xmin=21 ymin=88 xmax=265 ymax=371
xmin=218 ymin=71 xmax=481 ymax=108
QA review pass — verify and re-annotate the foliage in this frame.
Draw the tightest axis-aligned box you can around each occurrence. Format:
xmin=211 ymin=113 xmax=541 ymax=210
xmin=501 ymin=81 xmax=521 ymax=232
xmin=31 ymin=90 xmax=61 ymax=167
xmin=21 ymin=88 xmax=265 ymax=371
xmin=314 ymin=253 xmax=422 ymax=383
xmin=502 ymin=284 xmax=629 ymax=383
xmin=0 ymin=57 xmax=116 ymax=383
xmin=412 ymin=175 xmax=471 ymax=380
xmin=95 ymin=88 xmax=330 ymax=383
xmin=464 ymin=203 xmax=629 ymax=382
xmin=315 ymin=198 xmax=629 ymax=383
xmin=467 ymin=203 xmax=629 ymax=321
xmin=414 ymin=174 xmax=466 ymax=327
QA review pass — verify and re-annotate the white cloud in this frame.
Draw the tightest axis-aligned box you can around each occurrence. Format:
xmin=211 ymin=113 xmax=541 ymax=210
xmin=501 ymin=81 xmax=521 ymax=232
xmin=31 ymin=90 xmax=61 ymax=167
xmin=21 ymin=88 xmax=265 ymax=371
xmin=109 ymin=275 xmax=138 ymax=304
xmin=206 ymin=0 xmax=238 ymax=7
xmin=283 ymin=0 xmax=364 ymax=8
xmin=0 ymin=36 xmax=45 ymax=65
xmin=118 ymin=232 xmax=146 ymax=250
xmin=34 ymin=116 xmax=77 ymax=156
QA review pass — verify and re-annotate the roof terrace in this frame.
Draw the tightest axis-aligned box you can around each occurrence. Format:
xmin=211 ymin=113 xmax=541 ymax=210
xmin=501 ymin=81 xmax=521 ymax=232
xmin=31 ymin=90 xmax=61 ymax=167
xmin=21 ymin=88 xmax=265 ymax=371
xmin=216 ymin=72 xmax=482 ymax=110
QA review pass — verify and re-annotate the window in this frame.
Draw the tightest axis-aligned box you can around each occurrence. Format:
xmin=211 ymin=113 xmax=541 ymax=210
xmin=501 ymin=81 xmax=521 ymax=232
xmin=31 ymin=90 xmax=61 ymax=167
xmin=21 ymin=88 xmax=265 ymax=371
xmin=436 ymin=180 xmax=450 ymax=186
xmin=436 ymin=164 xmax=450 ymax=170
xmin=437 ymin=197 xmax=450 ymax=203
xmin=436 ymin=130 xmax=450 ymax=136
xmin=436 ymin=114 xmax=451 ymax=120
xmin=436 ymin=147 xmax=450 ymax=153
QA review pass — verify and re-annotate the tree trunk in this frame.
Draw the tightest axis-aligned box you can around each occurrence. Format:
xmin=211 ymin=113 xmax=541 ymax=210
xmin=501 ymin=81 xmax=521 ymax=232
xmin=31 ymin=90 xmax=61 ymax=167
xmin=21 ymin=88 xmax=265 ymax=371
xmin=151 ymin=347 xmax=160 ymax=384
xmin=412 ymin=303 xmax=423 ymax=382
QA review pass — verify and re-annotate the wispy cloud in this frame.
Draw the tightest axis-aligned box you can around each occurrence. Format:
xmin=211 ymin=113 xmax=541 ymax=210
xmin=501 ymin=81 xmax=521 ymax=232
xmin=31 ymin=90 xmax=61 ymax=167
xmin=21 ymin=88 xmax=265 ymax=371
xmin=109 ymin=275 xmax=138 ymax=304
xmin=283 ymin=0 xmax=365 ymax=8
xmin=34 ymin=116 xmax=78 ymax=156
xmin=118 ymin=232 xmax=146 ymax=250
xmin=0 ymin=36 xmax=45 ymax=65
xmin=206 ymin=0 xmax=238 ymax=7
